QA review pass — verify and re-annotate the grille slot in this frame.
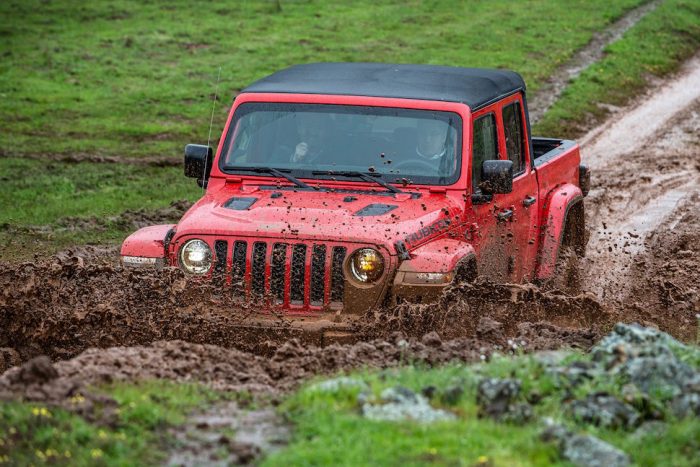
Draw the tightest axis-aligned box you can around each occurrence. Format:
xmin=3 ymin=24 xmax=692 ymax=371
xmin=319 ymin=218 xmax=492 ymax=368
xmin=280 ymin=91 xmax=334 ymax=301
xmin=213 ymin=240 xmax=228 ymax=287
xmin=231 ymin=241 xmax=247 ymax=295
xmin=270 ymin=243 xmax=287 ymax=303
xmin=331 ymin=247 xmax=346 ymax=303
xmin=251 ymin=242 xmax=267 ymax=297
xmin=310 ymin=245 xmax=327 ymax=305
xmin=290 ymin=244 xmax=307 ymax=303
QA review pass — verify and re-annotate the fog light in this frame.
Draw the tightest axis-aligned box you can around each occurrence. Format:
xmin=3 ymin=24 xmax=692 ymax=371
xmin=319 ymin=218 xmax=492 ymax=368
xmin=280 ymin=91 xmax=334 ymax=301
xmin=402 ymin=272 xmax=453 ymax=284
xmin=179 ymin=239 xmax=212 ymax=274
xmin=349 ymin=248 xmax=384 ymax=283
xmin=121 ymin=256 xmax=160 ymax=268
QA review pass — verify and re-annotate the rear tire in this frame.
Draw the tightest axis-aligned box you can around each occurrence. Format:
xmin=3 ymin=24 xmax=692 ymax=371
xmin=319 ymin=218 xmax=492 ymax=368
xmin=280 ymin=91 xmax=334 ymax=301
xmin=551 ymin=245 xmax=582 ymax=294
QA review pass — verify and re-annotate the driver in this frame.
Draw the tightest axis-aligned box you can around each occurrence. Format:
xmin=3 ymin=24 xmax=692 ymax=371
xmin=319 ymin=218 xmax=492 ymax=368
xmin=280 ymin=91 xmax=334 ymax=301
xmin=290 ymin=114 xmax=328 ymax=164
xmin=416 ymin=119 xmax=449 ymax=162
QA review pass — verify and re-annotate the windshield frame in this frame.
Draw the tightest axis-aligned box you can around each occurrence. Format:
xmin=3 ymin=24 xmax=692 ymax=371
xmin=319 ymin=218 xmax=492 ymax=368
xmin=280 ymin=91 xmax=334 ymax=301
xmin=215 ymin=94 xmax=469 ymax=188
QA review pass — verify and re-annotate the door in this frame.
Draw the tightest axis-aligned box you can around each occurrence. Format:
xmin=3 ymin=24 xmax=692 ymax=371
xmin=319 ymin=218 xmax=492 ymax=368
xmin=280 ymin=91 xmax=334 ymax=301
xmin=469 ymin=111 xmax=510 ymax=279
xmin=497 ymin=96 xmax=539 ymax=281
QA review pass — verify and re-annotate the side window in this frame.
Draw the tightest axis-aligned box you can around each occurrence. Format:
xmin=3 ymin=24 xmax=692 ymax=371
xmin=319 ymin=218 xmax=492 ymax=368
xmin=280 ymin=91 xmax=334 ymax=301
xmin=472 ymin=113 xmax=498 ymax=192
xmin=502 ymin=101 xmax=526 ymax=176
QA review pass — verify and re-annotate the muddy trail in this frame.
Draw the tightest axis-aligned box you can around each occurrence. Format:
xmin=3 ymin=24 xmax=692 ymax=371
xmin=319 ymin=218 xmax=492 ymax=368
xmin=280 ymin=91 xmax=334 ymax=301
xmin=1 ymin=55 xmax=700 ymax=399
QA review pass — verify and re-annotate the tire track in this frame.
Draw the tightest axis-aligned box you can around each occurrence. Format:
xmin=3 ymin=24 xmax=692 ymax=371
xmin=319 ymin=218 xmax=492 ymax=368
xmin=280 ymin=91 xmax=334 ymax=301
xmin=529 ymin=0 xmax=662 ymax=123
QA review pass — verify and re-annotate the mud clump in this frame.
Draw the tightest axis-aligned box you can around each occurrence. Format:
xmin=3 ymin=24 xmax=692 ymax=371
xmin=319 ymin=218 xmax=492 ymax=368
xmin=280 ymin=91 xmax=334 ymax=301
xmin=357 ymin=279 xmax=606 ymax=346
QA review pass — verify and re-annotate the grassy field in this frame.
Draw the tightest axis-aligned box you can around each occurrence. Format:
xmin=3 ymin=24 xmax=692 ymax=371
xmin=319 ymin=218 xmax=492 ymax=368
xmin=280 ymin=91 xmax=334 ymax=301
xmin=0 ymin=0 xmax=699 ymax=259
xmin=3 ymin=347 xmax=697 ymax=466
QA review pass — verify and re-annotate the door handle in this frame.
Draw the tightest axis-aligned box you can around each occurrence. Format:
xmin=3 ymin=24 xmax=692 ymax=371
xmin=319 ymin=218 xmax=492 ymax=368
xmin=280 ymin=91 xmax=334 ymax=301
xmin=496 ymin=209 xmax=514 ymax=222
xmin=522 ymin=195 xmax=536 ymax=207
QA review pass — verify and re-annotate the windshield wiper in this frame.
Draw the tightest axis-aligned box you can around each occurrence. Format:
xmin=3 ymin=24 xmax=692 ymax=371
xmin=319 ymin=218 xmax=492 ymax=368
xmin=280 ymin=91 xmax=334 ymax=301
xmin=312 ymin=170 xmax=404 ymax=194
xmin=224 ymin=166 xmax=312 ymax=190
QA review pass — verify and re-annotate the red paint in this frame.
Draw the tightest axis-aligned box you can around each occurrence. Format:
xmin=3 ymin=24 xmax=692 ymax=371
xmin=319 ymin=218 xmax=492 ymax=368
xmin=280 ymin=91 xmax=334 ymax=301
xmin=122 ymin=86 xmax=585 ymax=312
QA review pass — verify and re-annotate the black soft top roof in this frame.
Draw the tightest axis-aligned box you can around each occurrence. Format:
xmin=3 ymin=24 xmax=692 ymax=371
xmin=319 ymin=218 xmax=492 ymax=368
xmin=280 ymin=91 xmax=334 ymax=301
xmin=241 ymin=63 xmax=525 ymax=110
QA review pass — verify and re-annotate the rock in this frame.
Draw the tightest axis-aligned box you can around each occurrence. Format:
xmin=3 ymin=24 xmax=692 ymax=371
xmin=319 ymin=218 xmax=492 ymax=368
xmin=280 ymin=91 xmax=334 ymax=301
xmin=670 ymin=393 xmax=700 ymax=418
xmin=380 ymin=386 xmax=419 ymax=404
xmin=568 ymin=393 xmax=640 ymax=429
xmin=631 ymin=421 xmax=667 ymax=440
xmin=421 ymin=385 xmax=437 ymax=399
xmin=592 ymin=323 xmax=699 ymax=398
xmin=550 ymin=360 xmax=599 ymax=388
xmin=476 ymin=378 xmax=532 ymax=424
xmin=362 ymin=386 xmax=455 ymax=423
xmin=440 ymin=383 xmax=464 ymax=406
xmin=307 ymin=377 xmax=368 ymax=393
xmin=540 ymin=420 xmax=630 ymax=467
xmin=504 ymin=402 xmax=534 ymax=425
xmin=421 ymin=332 xmax=442 ymax=348
xmin=622 ymin=356 xmax=695 ymax=397
xmin=562 ymin=434 xmax=631 ymax=467
xmin=592 ymin=323 xmax=691 ymax=366
xmin=9 ymin=356 xmax=58 ymax=385
xmin=533 ymin=350 xmax=572 ymax=368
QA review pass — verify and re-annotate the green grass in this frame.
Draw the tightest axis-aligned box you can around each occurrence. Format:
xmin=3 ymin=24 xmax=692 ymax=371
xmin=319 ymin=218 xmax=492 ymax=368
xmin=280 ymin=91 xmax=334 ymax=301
xmin=0 ymin=380 xmax=223 ymax=466
xmin=0 ymin=0 xmax=646 ymax=159
xmin=534 ymin=0 xmax=700 ymax=138
xmin=266 ymin=352 xmax=700 ymax=466
xmin=0 ymin=157 xmax=199 ymax=260
xmin=2 ymin=0 xmax=700 ymax=259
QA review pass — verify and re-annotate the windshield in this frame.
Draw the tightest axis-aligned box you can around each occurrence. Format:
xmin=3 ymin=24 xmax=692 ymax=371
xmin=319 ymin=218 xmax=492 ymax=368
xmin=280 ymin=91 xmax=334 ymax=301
xmin=219 ymin=103 xmax=463 ymax=186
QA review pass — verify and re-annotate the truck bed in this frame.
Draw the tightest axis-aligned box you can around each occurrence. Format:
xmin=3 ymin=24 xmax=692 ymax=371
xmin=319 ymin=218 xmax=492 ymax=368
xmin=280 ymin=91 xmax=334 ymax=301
xmin=531 ymin=136 xmax=581 ymax=214
xmin=532 ymin=137 xmax=577 ymax=164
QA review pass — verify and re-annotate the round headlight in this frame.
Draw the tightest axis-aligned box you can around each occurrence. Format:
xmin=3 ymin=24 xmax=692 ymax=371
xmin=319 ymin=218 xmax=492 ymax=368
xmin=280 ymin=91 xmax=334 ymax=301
xmin=349 ymin=248 xmax=385 ymax=283
xmin=179 ymin=239 xmax=212 ymax=274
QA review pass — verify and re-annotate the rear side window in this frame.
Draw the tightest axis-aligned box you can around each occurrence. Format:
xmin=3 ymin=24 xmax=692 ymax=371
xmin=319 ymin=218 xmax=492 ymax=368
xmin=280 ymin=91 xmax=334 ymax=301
xmin=502 ymin=101 xmax=526 ymax=175
xmin=472 ymin=114 xmax=498 ymax=192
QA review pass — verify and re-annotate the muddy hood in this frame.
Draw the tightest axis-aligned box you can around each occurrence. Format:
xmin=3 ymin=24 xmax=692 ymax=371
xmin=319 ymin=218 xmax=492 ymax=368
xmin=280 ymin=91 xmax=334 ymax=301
xmin=174 ymin=186 xmax=463 ymax=253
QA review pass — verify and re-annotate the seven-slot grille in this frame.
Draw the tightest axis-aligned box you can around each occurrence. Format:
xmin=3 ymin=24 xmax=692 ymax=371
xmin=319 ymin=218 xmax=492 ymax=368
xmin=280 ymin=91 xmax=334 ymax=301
xmin=212 ymin=239 xmax=347 ymax=310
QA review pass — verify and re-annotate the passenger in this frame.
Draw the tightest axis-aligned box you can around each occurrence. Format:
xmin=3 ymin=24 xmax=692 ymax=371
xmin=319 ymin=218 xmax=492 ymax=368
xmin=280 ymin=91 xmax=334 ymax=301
xmin=290 ymin=114 xmax=329 ymax=164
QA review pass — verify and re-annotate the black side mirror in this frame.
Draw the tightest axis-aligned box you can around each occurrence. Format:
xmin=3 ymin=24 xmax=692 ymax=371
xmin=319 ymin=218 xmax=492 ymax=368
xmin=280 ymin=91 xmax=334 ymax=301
xmin=184 ymin=144 xmax=213 ymax=187
xmin=480 ymin=159 xmax=513 ymax=194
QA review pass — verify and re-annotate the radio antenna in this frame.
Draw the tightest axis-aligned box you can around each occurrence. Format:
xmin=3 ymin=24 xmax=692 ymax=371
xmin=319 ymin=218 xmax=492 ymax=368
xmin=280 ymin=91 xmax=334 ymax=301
xmin=203 ymin=66 xmax=222 ymax=193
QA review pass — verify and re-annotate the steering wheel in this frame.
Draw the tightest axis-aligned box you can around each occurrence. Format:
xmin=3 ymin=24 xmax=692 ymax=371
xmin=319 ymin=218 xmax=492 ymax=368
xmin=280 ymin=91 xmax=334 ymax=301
xmin=391 ymin=158 xmax=436 ymax=173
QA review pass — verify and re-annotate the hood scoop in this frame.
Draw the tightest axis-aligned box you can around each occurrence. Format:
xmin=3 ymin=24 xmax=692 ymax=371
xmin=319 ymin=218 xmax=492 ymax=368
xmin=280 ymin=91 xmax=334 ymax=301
xmin=222 ymin=197 xmax=258 ymax=211
xmin=354 ymin=203 xmax=398 ymax=217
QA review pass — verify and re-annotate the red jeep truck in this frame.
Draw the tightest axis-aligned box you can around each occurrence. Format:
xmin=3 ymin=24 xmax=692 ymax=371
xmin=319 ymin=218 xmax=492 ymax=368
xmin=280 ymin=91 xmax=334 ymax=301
xmin=121 ymin=63 xmax=589 ymax=336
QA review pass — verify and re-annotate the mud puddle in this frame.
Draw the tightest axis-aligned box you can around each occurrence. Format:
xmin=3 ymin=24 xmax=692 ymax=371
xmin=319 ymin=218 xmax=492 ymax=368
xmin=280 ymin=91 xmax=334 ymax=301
xmin=167 ymin=401 xmax=290 ymax=466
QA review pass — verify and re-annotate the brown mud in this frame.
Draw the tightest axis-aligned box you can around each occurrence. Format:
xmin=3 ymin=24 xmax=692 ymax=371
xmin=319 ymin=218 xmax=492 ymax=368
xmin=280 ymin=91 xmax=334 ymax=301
xmin=1 ymin=199 xmax=192 ymax=237
xmin=0 ymin=152 xmax=180 ymax=167
xmin=1 ymin=54 xmax=700 ymax=404
xmin=580 ymin=55 xmax=700 ymax=341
